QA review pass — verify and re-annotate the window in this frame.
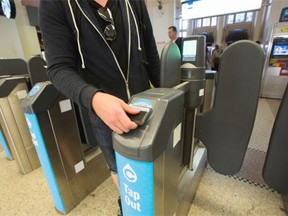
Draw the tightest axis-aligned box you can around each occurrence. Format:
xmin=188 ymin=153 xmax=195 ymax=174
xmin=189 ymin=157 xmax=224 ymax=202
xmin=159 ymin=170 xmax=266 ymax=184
xmin=202 ymin=18 xmax=210 ymax=27
xmin=226 ymin=11 xmax=255 ymax=24
xmin=195 ymin=19 xmax=201 ymax=28
xmin=179 ymin=20 xmax=188 ymax=38
xmin=227 ymin=15 xmax=234 ymax=24
xmin=182 ymin=20 xmax=188 ymax=30
xmin=211 ymin=17 xmax=217 ymax=26
xmin=194 ymin=17 xmax=217 ymax=28
xmin=182 ymin=32 xmax=187 ymax=37
xmin=235 ymin=13 xmax=245 ymax=23
xmin=246 ymin=12 xmax=253 ymax=22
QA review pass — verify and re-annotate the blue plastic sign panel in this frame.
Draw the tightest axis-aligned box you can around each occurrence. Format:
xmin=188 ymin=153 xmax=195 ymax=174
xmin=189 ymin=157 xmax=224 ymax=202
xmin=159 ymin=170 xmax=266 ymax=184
xmin=116 ymin=152 xmax=154 ymax=216
xmin=28 ymin=83 xmax=42 ymax=97
xmin=0 ymin=129 xmax=12 ymax=160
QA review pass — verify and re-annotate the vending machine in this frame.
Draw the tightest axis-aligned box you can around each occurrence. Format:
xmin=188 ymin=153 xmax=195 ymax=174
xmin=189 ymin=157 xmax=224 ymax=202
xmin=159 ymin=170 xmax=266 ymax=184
xmin=261 ymin=7 xmax=288 ymax=99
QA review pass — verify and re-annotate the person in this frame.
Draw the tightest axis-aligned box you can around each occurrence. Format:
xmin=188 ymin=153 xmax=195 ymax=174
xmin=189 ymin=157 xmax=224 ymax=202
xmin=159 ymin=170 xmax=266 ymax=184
xmin=168 ymin=26 xmax=182 ymax=54
xmin=39 ymin=0 xmax=160 ymax=214
xmin=210 ymin=44 xmax=224 ymax=71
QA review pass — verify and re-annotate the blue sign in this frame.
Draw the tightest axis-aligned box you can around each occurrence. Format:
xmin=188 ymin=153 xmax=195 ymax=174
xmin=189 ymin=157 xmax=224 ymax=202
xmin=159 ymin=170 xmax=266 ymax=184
xmin=28 ymin=83 xmax=42 ymax=97
xmin=131 ymin=99 xmax=153 ymax=109
xmin=116 ymin=152 xmax=154 ymax=216
xmin=0 ymin=129 xmax=12 ymax=160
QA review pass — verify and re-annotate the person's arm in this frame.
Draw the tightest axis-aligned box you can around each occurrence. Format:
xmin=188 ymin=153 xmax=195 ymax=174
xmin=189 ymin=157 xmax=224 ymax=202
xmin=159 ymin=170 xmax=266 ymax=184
xmin=40 ymin=0 xmax=98 ymax=113
xmin=40 ymin=0 xmax=138 ymax=133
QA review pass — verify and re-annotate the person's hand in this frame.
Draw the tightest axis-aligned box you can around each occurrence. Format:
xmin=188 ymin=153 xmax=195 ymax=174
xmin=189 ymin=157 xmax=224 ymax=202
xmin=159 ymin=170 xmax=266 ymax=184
xmin=91 ymin=92 xmax=140 ymax=134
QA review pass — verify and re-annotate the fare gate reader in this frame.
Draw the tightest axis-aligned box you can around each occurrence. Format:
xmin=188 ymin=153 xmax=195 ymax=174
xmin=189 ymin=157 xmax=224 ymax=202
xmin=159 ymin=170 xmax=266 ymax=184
xmin=22 ymin=81 xmax=110 ymax=214
xmin=114 ymin=38 xmax=265 ymax=215
xmin=114 ymin=36 xmax=207 ymax=216
xmin=114 ymin=88 xmax=185 ymax=215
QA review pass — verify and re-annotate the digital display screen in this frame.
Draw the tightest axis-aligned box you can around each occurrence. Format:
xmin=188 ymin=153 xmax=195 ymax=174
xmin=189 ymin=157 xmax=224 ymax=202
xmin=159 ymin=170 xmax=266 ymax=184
xmin=182 ymin=0 xmax=262 ymax=20
xmin=1 ymin=0 xmax=16 ymax=19
xmin=272 ymin=44 xmax=288 ymax=56
xmin=279 ymin=7 xmax=288 ymax=22
xmin=182 ymin=40 xmax=197 ymax=62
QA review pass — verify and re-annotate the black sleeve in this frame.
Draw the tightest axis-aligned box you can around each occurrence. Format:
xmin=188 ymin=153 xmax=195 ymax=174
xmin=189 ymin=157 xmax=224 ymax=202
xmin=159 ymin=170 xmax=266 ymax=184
xmin=39 ymin=0 xmax=98 ymax=112
xmin=137 ymin=0 xmax=160 ymax=88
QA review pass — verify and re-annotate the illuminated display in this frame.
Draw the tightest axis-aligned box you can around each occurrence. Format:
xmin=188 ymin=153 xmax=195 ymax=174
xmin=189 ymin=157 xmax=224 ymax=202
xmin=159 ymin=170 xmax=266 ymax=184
xmin=1 ymin=0 xmax=16 ymax=19
xmin=279 ymin=7 xmax=288 ymax=22
xmin=182 ymin=40 xmax=197 ymax=62
xmin=181 ymin=0 xmax=262 ymax=20
xmin=272 ymin=45 xmax=288 ymax=56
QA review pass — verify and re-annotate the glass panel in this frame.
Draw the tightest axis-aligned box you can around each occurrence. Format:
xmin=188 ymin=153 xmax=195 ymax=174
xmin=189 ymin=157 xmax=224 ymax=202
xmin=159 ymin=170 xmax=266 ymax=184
xmin=235 ymin=13 xmax=245 ymax=23
xmin=246 ymin=12 xmax=253 ymax=22
xmin=182 ymin=20 xmax=188 ymax=30
xmin=227 ymin=14 xmax=234 ymax=24
xmin=211 ymin=17 xmax=217 ymax=26
xmin=182 ymin=31 xmax=187 ymax=37
xmin=202 ymin=18 xmax=210 ymax=27
xmin=195 ymin=19 xmax=202 ymax=28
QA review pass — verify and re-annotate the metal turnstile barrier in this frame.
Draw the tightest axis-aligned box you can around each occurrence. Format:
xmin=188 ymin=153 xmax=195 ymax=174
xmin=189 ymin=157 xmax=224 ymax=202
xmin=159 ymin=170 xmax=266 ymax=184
xmin=22 ymin=81 xmax=109 ymax=214
xmin=0 ymin=75 xmax=40 ymax=174
xmin=263 ymin=83 xmax=288 ymax=211
xmin=0 ymin=58 xmax=31 ymax=162
xmin=195 ymin=40 xmax=265 ymax=175
xmin=114 ymin=87 xmax=186 ymax=216
xmin=114 ymin=39 xmax=265 ymax=216
xmin=114 ymin=37 xmax=208 ymax=216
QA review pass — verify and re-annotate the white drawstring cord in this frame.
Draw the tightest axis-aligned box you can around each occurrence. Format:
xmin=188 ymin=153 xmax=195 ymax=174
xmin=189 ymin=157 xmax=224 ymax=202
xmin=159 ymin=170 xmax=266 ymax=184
xmin=127 ymin=1 xmax=142 ymax=51
xmin=68 ymin=0 xmax=86 ymax=69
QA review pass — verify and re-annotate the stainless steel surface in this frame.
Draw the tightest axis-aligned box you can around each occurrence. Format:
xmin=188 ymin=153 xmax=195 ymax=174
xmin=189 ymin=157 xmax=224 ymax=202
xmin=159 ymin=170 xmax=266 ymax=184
xmin=154 ymin=125 xmax=183 ymax=216
xmin=202 ymin=79 xmax=216 ymax=112
xmin=177 ymin=147 xmax=207 ymax=216
xmin=37 ymin=94 xmax=109 ymax=213
xmin=48 ymin=96 xmax=85 ymax=181
xmin=153 ymin=128 xmax=207 ymax=216
xmin=172 ymin=81 xmax=190 ymax=94
xmin=154 ymin=153 xmax=164 ymax=216
xmin=189 ymin=109 xmax=197 ymax=170
xmin=8 ymin=83 xmax=40 ymax=170
xmin=0 ymin=100 xmax=28 ymax=174
xmin=0 ymin=83 xmax=40 ymax=174
xmin=37 ymin=111 xmax=75 ymax=212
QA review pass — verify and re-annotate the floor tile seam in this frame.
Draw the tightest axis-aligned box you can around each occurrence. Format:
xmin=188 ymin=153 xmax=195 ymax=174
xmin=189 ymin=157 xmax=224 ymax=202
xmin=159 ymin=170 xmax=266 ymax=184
xmin=247 ymin=147 xmax=267 ymax=154
xmin=205 ymin=166 xmax=277 ymax=193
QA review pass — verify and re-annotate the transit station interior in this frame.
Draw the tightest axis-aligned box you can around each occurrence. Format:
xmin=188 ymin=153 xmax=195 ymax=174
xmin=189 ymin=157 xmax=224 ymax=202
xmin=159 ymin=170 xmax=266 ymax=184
xmin=0 ymin=0 xmax=288 ymax=215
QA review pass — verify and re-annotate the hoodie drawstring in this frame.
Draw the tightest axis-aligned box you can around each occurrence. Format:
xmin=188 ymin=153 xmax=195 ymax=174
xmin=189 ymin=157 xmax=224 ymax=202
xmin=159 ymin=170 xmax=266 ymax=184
xmin=127 ymin=1 xmax=142 ymax=51
xmin=68 ymin=0 xmax=142 ymax=99
xmin=68 ymin=0 xmax=86 ymax=69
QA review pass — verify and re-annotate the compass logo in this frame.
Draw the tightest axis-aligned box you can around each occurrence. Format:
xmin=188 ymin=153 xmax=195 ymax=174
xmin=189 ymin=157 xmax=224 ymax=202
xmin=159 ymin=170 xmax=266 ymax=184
xmin=123 ymin=164 xmax=137 ymax=183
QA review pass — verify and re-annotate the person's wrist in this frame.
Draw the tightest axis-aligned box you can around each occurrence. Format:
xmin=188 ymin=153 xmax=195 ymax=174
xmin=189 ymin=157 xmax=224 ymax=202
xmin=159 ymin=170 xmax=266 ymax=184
xmin=91 ymin=91 xmax=105 ymax=110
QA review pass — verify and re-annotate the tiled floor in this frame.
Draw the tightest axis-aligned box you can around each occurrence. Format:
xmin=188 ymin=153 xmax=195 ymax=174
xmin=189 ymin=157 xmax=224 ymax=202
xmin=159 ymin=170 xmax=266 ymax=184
xmin=188 ymin=98 xmax=286 ymax=216
xmin=0 ymin=98 xmax=286 ymax=216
